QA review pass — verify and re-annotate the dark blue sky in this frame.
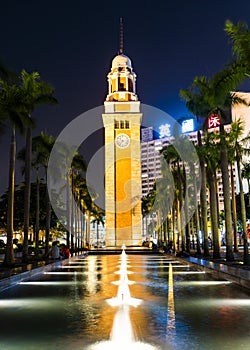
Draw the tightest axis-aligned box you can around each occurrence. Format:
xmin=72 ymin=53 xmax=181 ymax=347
xmin=1 ymin=0 xmax=250 ymax=194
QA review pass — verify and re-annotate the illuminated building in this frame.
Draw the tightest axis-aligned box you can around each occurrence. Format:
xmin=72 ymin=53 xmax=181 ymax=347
xmin=140 ymin=100 xmax=250 ymax=212
xmin=102 ymin=29 xmax=142 ymax=246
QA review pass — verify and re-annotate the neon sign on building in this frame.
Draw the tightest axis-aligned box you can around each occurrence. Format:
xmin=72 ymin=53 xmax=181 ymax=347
xmin=208 ymin=114 xmax=221 ymax=128
xmin=181 ymin=119 xmax=194 ymax=133
xmin=159 ymin=123 xmax=171 ymax=138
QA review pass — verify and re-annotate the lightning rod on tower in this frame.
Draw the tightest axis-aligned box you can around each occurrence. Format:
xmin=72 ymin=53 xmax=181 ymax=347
xmin=119 ymin=17 xmax=124 ymax=54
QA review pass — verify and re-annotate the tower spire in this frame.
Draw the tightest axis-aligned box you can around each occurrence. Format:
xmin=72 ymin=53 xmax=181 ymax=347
xmin=119 ymin=17 xmax=123 ymax=54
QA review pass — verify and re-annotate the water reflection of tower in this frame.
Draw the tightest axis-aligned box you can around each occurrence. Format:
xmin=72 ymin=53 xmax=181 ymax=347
xmin=102 ymin=20 xmax=142 ymax=246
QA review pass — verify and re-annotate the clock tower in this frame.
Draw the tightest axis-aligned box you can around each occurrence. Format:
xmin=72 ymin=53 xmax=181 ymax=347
xmin=102 ymin=34 xmax=142 ymax=246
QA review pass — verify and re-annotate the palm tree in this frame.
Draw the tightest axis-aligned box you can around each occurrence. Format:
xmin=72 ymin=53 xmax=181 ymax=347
xmin=242 ymin=162 xmax=250 ymax=207
xmin=189 ymin=160 xmax=202 ymax=255
xmin=0 ymin=79 xmax=34 ymax=265
xmin=225 ymin=20 xmax=250 ymax=263
xmin=161 ymin=144 xmax=185 ymax=252
xmin=181 ymin=64 xmax=248 ymax=262
xmin=91 ymin=206 xmax=105 ymax=247
xmin=230 ymin=161 xmax=238 ymax=253
xmin=179 ymin=84 xmax=210 ymax=257
xmin=142 ymin=185 xmax=157 ymax=243
xmin=224 ymin=20 xmax=250 ymax=74
xmin=70 ymin=154 xmax=87 ymax=251
xmin=202 ymin=131 xmax=221 ymax=258
xmin=19 ymin=70 xmax=57 ymax=262
xmin=18 ymin=131 xmax=55 ymax=256
xmin=228 ymin=119 xmax=250 ymax=264
xmin=33 ymin=132 xmax=55 ymax=255
xmin=47 ymin=142 xmax=85 ymax=250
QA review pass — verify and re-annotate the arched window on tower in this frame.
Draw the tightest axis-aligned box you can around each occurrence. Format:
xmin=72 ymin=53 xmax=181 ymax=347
xmin=118 ymin=77 xmax=126 ymax=91
xmin=111 ymin=80 xmax=116 ymax=93
xmin=128 ymin=78 xmax=133 ymax=92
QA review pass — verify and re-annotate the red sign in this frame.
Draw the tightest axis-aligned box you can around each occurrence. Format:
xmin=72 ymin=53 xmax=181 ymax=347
xmin=208 ymin=114 xmax=221 ymax=128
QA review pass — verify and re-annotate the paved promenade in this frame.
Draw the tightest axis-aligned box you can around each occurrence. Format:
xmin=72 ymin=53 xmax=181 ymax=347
xmin=182 ymin=252 xmax=250 ymax=290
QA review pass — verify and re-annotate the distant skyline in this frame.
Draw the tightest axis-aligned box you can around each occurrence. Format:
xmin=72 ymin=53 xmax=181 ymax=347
xmin=1 ymin=0 xmax=250 ymax=194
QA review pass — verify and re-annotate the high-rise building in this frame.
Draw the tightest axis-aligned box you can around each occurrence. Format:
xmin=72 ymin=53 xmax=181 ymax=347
xmin=141 ymin=92 xmax=250 ymax=210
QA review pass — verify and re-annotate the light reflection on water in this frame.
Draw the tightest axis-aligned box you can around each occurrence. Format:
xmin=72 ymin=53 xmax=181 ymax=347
xmin=0 ymin=253 xmax=249 ymax=349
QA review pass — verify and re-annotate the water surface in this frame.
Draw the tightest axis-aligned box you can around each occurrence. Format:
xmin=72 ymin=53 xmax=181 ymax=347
xmin=0 ymin=253 xmax=249 ymax=350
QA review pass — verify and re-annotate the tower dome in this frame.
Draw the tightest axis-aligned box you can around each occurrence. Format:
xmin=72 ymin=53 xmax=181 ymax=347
xmin=112 ymin=54 xmax=132 ymax=69
xmin=106 ymin=52 xmax=137 ymax=102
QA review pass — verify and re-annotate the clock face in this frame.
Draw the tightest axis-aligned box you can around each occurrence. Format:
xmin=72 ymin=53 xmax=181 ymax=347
xmin=115 ymin=133 xmax=130 ymax=149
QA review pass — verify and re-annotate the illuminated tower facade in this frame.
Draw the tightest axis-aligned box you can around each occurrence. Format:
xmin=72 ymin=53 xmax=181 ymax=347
xmin=102 ymin=29 xmax=142 ymax=246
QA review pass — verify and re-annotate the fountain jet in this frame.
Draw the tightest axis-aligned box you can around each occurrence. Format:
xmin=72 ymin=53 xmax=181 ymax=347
xmin=107 ymin=248 xmax=141 ymax=307
xmin=89 ymin=248 xmax=158 ymax=350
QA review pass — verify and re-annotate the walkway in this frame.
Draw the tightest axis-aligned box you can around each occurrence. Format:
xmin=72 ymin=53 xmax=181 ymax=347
xmin=175 ymin=250 xmax=250 ymax=290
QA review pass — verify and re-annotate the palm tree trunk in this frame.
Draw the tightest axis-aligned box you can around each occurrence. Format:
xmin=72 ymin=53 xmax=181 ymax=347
xmin=190 ymin=215 xmax=194 ymax=249
xmin=220 ymin=124 xmax=234 ymax=262
xmin=172 ymin=205 xmax=176 ymax=254
xmin=71 ymin=191 xmax=75 ymax=254
xmin=97 ymin=222 xmax=99 ymax=248
xmin=190 ymin=162 xmax=201 ymax=255
xmin=248 ymin=179 xmax=250 ymax=207
xmin=198 ymin=131 xmax=209 ymax=257
xmin=66 ymin=171 xmax=71 ymax=249
xmin=86 ymin=210 xmax=90 ymax=247
xmin=231 ymin=165 xmax=238 ymax=253
xmin=177 ymin=162 xmax=185 ymax=252
xmin=75 ymin=196 xmax=79 ymax=254
xmin=208 ymin=168 xmax=220 ymax=259
xmin=82 ymin=210 xmax=86 ymax=247
xmin=184 ymin=196 xmax=190 ymax=253
xmin=22 ymin=126 xmax=32 ymax=263
xmin=35 ymin=167 xmax=40 ymax=257
xmin=236 ymin=155 xmax=250 ymax=265
xmin=45 ymin=165 xmax=51 ymax=255
xmin=195 ymin=204 xmax=202 ymax=254
xmin=200 ymin=160 xmax=210 ymax=256
xmin=5 ymin=127 xmax=16 ymax=265
xmin=78 ymin=196 xmax=82 ymax=252
xmin=176 ymin=197 xmax=181 ymax=252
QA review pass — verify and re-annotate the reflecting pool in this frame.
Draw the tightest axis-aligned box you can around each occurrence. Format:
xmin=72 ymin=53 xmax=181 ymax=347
xmin=0 ymin=251 xmax=249 ymax=350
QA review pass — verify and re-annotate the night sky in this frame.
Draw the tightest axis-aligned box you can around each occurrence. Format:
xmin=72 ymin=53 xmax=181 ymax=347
xmin=1 ymin=0 xmax=250 ymax=194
